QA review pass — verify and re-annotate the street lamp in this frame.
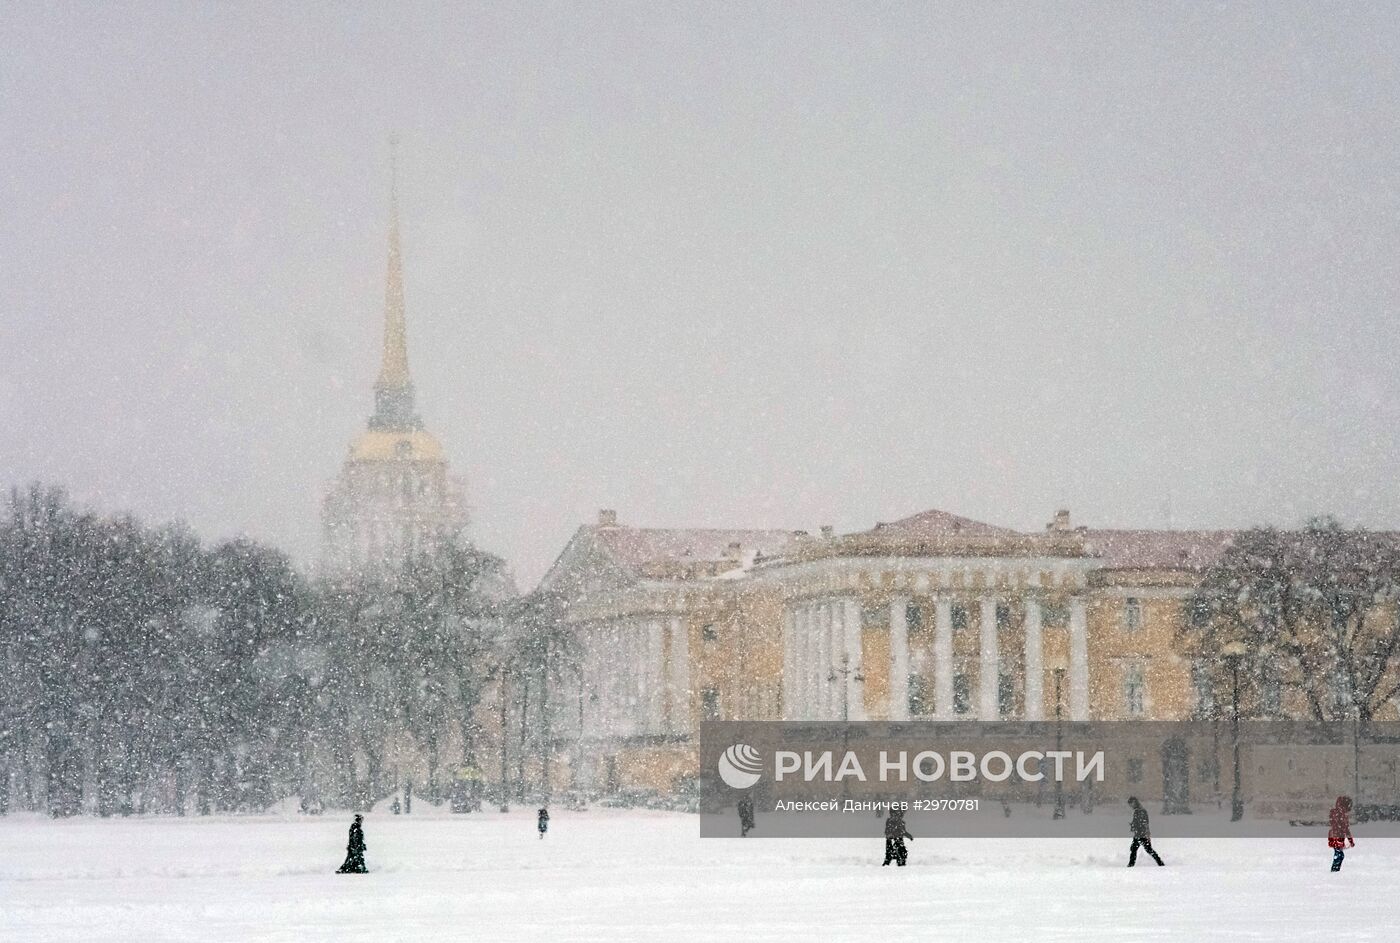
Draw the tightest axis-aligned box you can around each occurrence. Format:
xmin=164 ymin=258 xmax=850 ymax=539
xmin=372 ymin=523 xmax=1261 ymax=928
xmin=1047 ymin=653 xmax=1069 ymax=820
xmin=1222 ymin=641 xmax=1247 ymax=822
xmin=828 ymin=653 xmax=865 ymax=725
xmin=829 ymin=654 xmax=865 ymax=798
xmin=497 ymin=658 xmax=513 ymax=813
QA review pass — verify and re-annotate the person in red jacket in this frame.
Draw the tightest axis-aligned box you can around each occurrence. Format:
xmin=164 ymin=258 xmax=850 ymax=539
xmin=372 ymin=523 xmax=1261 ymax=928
xmin=1328 ymin=795 xmax=1354 ymax=871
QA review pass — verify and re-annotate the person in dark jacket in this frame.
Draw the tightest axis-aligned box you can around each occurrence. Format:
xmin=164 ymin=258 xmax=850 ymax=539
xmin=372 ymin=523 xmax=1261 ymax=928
xmin=882 ymin=808 xmax=913 ymax=867
xmin=336 ymin=814 xmax=367 ymax=873
xmin=537 ymin=807 xmax=550 ymax=839
xmin=737 ymin=795 xmax=756 ymax=837
xmin=1328 ymin=795 xmax=1354 ymax=871
xmin=1126 ymin=797 xmax=1164 ymax=867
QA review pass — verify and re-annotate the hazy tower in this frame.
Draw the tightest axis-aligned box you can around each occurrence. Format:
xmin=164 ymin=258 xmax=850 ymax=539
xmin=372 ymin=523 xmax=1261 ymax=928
xmin=321 ymin=173 xmax=467 ymax=576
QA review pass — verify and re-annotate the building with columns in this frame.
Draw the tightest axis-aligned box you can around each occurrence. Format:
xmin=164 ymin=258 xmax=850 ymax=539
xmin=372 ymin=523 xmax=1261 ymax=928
xmin=537 ymin=507 xmax=1262 ymax=793
xmin=321 ymin=183 xmax=467 ymax=576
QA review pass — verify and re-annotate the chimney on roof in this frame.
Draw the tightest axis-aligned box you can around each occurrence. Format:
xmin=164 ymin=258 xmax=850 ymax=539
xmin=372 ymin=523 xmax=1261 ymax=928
xmin=820 ymin=525 xmax=834 ymax=539
xmin=597 ymin=509 xmax=618 ymax=528
xmin=1048 ymin=509 xmax=1071 ymax=533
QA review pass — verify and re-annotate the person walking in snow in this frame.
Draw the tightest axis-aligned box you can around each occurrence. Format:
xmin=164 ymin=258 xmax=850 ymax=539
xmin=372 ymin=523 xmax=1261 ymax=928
xmin=1328 ymin=795 xmax=1355 ymax=871
xmin=737 ymin=795 xmax=755 ymax=837
xmin=537 ymin=807 xmax=550 ymax=839
xmin=336 ymin=814 xmax=368 ymax=873
xmin=1126 ymin=797 xmax=1164 ymax=867
xmin=882 ymin=807 xmax=912 ymax=867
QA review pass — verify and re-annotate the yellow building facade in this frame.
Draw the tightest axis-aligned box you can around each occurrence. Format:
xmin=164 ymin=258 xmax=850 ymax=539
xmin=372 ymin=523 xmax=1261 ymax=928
xmin=539 ymin=507 xmax=1397 ymax=798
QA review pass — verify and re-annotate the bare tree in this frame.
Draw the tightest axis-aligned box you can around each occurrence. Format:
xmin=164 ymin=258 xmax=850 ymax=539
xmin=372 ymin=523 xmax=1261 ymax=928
xmin=1184 ymin=519 xmax=1400 ymax=726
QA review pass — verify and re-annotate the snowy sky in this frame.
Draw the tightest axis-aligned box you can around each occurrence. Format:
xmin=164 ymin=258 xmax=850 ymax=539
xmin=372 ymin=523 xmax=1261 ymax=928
xmin=3 ymin=2 xmax=1399 ymax=586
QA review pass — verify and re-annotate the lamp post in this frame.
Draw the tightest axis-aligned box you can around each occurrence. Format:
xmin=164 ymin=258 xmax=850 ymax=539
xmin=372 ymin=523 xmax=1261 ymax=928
xmin=1222 ymin=641 xmax=1247 ymax=822
xmin=498 ymin=659 xmax=512 ymax=813
xmin=1047 ymin=653 xmax=1069 ymax=821
xmin=829 ymin=654 xmax=865 ymax=798
xmin=1352 ymin=704 xmax=1362 ymax=808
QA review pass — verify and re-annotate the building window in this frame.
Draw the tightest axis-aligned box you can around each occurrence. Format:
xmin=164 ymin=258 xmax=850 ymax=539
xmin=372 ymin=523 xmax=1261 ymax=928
xmin=1127 ymin=758 xmax=1144 ymax=784
xmin=1124 ymin=662 xmax=1146 ymax=717
xmin=1192 ymin=660 xmax=1215 ymax=718
xmin=1041 ymin=603 xmax=1069 ymax=627
xmin=908 ymin=674 xmax=934 ymax=717
xmin=701 ymin=687 xmax=721 ymax=721
xmin=1260 ymin=664 xmax=1282 ymax=716
xmin=1330 ymin=673 xmax=1350 ymax=712
xmin=953 ymin=673 xmax=971 ymax=714
xmin=702 ymin=623 xmax=718 ymax=642
xmin=998 ymin=673 xmax=1016 ymax=717
xmin=951 ymin=604 xmax=969 ymax=632
xmin=906 ymin=603 xmax=923 ymax=632
xmin=996 ymin=602 xmax=1012 ymax=629
xmin=1124 ymin=597 xmax=1142 ymax=632
xmin=862 ymin=605 xmax=887 ymax=629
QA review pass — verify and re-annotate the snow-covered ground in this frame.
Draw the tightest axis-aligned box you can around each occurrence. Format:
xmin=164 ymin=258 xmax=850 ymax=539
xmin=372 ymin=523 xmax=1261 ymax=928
xmin=2 ymin=810 xmax=1395 ymax=942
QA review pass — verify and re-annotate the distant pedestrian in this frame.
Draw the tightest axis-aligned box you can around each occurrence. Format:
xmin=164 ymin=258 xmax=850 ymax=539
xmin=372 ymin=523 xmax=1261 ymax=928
xmin=336 ymin=814 xmax=368 ymax=873
xmin=1126 ymin=797 xmax=1164 ymax=867
xmin=1328 ymin=796 xmax=1354 ymax=871
xmin=537 ymin=807 xmax=550 ymax=839
xmin=882 ymin=808 xmax=912 ymax=867
xmin=737 ymin=795 xmax=755 ymax=837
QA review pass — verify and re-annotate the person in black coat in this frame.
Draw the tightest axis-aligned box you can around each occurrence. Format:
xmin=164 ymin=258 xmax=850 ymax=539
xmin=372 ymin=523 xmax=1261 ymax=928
xmin=1127 ymin=797 xmax=1164 ymax=867
xmin=537 ymin=807 xmax=550 ymax=838
xmin=737 ymin=795 xmax=756 ymax=837
xmin=336 ymin=814 xmax=368 ymax=873
xmin=882 ymin=808 xmax=913 ymax=867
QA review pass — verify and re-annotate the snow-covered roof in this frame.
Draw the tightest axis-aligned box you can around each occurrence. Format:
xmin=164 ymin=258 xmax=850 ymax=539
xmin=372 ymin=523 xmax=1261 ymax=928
xmin=1080 ymin=529 xmax=1237 ymax=571
xmin=594 ymin=526 xmax=801 ymax=572
xmin=861 ymin=508 xmax=1020 ymax=540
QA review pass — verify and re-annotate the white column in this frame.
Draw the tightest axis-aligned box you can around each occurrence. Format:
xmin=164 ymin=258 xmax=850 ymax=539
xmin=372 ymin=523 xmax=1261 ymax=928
xmin=979 ymin=596 xmax=1000 ymax=720
xmin=806 ymin=603 xmax=816 ymax=719
xmin=599 ymin=623 xmax=612 ymax=736
xmin=667 ymin=617 xmax=690 ymax=733
xmin=647 ymin=619 xmax=665 ymax=733
xmin=578 ymin=623 xmax=594 ymax=739
xmin=782 ymin=608 xmax=796 ymax=721
xmin=636 ymin=621 xmax=650 ymax=735
xmin=635 ymin=621 xmax=650 ymax=735
xmin=662 ymin=619 xmax=675 ymax=731
xmin=606 ymin=621 xmax=622 ymax=736
xmin=796 ymin=605 xmax=811 ymax=718
xmin=1023 ymin=597 xmax=1044 ymax=721
xmin=815 ymin=602 xmax=831 ymax=720
xmin=1069 ymin=596 xmax=1089 ymax=720
xmin=823 ymin=598 xmax=834 ymax=716
xmin=842 ymin=597 xmax=865 ymax=721
xmin=934 ymin=596 xmax=954 ymax=718
xmin=889 ymin=596 xmax=910 ymax=721
xmin=817 ymin=598 xmax=828 ymax=716
xmin=628 ymin=621 xmax=645 ymax=737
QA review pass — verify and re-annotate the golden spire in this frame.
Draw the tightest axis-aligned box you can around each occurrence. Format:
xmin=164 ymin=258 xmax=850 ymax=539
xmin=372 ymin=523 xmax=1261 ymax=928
xmin=376 ymin=140 xmax=411 ymax=391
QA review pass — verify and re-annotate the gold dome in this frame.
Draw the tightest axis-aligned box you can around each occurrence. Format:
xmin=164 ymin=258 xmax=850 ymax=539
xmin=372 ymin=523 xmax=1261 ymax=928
xmin=348 ymin=429 xmax=446 ymax=463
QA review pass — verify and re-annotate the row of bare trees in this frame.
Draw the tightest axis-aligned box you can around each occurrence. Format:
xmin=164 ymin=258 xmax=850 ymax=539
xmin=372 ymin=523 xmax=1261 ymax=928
xmin=0 ymin=483 xmax=549 ymax=816
xmin=1184 ymin=518 xmax=1400 ymax=728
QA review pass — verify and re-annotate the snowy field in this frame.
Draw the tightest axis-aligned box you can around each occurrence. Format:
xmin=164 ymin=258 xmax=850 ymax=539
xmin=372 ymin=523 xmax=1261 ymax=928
xmin=3 ymin=810 xmax=1396 ymax=942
